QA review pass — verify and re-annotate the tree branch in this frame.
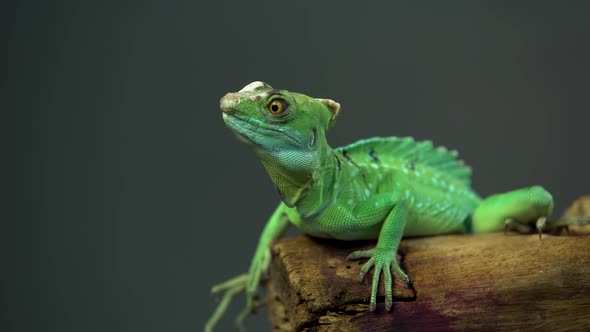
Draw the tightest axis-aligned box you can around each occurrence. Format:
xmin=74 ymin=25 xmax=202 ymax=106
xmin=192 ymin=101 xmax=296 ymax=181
xmin=268 ymin=196 xmax=590 ymax=332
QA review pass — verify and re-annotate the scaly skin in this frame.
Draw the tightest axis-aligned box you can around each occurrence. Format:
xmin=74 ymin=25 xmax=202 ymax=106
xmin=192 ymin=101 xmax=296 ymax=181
xmin=206 ymin=81 xmax=581 ymax=332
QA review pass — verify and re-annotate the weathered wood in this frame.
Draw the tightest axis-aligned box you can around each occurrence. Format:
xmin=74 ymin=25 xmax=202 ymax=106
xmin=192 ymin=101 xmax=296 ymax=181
xmin=268 ymin=197 xmax=590 ymax=331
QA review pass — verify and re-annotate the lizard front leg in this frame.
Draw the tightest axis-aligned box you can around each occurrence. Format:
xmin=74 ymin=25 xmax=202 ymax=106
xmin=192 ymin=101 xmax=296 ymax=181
xmin=344 ymin=194 xmax=409 ymax=311
xmin=205 ymin=203 xmax=290 ymax=332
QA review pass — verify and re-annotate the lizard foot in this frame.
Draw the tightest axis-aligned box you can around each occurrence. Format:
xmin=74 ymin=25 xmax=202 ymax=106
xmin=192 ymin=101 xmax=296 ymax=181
xmin=503 ymin=218 xmax=534 ymax=235
xmin=540 ymin=215 xmax=590 ymax=236
xmin=235 ymin=296 xmax=266 ymax=332
xmin=346 ymin=247 xmax=409 ymax=311
xmin=503 ymin=217 xmax=548 ymax=240
xmin=503 ymin=216 xmax=590 ymax=239
xmin=205 ymin=274 xmax=249 ymax=332
xmin=206 ymin=246 xmax=272 ymax=332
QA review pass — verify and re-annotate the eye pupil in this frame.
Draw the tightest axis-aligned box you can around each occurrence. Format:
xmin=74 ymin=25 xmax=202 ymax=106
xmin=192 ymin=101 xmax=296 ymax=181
xmin=271 ymin=104 xmax=279 ymax=112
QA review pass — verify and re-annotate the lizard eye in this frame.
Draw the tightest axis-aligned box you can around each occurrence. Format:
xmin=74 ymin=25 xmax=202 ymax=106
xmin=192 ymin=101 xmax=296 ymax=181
xmin=267 ymin=99 xmax=289 ymax=116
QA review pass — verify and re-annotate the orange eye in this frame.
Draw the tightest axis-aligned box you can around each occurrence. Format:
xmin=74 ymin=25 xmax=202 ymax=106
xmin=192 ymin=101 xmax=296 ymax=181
xmin=267 ymin=99 xmax=287 ymax=115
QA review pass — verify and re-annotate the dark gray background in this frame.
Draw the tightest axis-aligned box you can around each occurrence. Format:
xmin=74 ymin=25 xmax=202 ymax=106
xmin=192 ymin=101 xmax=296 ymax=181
xmin=6 ymin=1 xmax=590 ymax=331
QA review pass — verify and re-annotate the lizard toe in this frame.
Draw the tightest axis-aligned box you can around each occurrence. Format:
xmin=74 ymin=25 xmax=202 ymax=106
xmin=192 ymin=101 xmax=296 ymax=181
xmin=358 ymin=257 xmax=375 ymax=283
xmin=346 ymin=248 xmax=374 ymax=261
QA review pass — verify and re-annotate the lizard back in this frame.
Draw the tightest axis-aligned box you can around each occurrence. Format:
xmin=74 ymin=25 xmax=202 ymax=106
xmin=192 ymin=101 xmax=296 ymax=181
xmin=334 ymin=137 xmax=481 ymax=235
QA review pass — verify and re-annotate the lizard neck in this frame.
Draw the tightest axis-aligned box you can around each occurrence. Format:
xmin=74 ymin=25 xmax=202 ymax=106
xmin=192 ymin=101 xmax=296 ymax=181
xmin=295 ymin=146 xmax=339 ymax=216
xmin=255 ymin=134 xmax=335 ymax=208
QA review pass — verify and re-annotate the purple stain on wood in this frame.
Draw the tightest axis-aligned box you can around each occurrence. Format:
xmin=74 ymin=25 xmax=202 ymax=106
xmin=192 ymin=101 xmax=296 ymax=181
xmin=352 ymin=301 xmax=454 ymax=332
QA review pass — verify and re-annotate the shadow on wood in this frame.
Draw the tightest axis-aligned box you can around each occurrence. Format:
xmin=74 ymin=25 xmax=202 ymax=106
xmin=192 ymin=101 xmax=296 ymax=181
xmin=268 ymin=196 xmax=590 ymax=332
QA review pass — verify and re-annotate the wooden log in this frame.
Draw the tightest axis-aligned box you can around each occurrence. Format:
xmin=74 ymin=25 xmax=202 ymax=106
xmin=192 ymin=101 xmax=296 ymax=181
xmin=267 ymin=197 xmax=590 ymax=331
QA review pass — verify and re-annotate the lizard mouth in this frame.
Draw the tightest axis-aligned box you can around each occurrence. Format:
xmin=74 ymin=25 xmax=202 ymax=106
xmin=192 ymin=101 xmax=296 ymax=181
xmin=222 ymin=113 xmax=265 ymax=148
xmin=222 ymin=113 xmax=301 ymax=147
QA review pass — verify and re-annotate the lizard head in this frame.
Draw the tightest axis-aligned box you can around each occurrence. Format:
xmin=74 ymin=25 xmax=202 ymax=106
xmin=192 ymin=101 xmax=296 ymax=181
xmin=220 ymin=81 xmax=340 ymax=170
xmin=220 ymin=81 xmax=340 ymax=205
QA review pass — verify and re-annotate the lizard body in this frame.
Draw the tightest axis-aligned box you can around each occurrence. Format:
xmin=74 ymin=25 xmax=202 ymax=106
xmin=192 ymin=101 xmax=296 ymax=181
xmin=206 ymin=81 xmax=568 ymax=331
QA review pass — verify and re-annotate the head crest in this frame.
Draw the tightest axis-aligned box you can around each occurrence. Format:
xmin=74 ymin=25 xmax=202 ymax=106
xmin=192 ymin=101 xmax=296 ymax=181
xmin=317 ymin=98 xmax=341 ymax=127
xmin=239 ymin=81 xmax=272 ymax=93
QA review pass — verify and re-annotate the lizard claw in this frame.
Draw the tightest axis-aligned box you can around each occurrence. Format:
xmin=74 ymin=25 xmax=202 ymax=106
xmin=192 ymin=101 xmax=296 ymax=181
xmin=536 ymin=217 xmax=546 ymax=240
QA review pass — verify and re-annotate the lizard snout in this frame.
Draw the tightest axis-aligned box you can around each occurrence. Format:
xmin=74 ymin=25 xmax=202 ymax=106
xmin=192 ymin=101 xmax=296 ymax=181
xmin=220 ymin=93 xmax=240 ymax=114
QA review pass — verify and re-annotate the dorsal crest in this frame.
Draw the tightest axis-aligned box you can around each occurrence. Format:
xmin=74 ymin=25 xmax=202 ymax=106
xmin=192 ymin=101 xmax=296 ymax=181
xmin=335 ymin=137 xmax=472 ymax=185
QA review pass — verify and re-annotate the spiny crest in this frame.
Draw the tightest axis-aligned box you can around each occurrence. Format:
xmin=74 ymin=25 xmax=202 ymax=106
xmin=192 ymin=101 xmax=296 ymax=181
xmin=336 ymin=137 xmax=472 ymax=185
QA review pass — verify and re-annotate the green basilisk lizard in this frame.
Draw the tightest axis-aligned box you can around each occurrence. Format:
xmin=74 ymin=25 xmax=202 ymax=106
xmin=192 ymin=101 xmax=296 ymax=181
xmin=205 ymin=81 xmax=587 ymax=331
